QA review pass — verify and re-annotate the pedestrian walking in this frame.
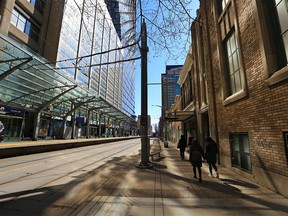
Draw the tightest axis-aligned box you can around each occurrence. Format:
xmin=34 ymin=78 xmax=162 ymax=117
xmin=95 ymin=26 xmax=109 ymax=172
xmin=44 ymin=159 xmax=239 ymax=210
xmin=0 ymin=121 xmax=4 ymax=142
xmin=177 ymin=135 xmax=187 ymax=160
xmin=205 ymin=136 xmax=219 ymax=178
xmin=189 ymin=138 xmax=204 ymax=182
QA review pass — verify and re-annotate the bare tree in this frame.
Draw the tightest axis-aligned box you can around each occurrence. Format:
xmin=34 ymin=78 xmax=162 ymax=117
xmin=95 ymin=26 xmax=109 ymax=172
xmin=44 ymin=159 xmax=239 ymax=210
xmin=43 ymin=0 xmax=198 ymax=67
xmin=137 ymin=0 xmax=198 ymax=61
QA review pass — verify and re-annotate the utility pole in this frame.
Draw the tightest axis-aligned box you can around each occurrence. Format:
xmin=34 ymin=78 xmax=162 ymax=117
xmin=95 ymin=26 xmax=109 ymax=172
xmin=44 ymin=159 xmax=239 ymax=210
xmin=138 ymin=19 xmax=151 ymax=168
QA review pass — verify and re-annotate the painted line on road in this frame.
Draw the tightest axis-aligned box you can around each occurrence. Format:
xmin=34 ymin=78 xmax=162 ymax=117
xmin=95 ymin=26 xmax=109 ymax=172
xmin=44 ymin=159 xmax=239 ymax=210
xmin=0 ymin=152 xmax=84 ymax=175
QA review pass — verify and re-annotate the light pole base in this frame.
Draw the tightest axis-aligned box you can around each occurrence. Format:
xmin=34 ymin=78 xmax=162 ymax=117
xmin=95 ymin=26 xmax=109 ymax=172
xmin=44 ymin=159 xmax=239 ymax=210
xmin=136 ymin=162 xmax=153 ymax=169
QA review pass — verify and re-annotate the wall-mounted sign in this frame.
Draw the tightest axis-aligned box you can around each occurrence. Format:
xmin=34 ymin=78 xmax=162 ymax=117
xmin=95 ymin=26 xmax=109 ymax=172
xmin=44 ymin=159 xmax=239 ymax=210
xmin=257 ymin=139 xmax=272 ymax=148
xmin=0 ymin=105 xmax=25 ymax=116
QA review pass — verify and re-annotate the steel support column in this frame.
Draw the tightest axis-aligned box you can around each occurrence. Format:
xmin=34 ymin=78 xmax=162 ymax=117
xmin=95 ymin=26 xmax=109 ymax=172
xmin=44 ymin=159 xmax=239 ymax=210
xmin=86 ymin=109 xmax=91 ymax=138
xmin=32 ymin=112 xmax=41 ymax=140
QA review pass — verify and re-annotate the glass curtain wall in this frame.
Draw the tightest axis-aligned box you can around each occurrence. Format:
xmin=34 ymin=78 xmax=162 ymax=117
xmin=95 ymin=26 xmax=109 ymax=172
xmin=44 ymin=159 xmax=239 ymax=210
xmin=57 ymin=0 xmax=124 ymax=111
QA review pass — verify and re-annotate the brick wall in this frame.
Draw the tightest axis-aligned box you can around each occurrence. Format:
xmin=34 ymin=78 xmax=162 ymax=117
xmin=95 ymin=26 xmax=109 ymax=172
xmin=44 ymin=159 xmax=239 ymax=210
xmin=192 ymin=0 xmax=288 ymax=195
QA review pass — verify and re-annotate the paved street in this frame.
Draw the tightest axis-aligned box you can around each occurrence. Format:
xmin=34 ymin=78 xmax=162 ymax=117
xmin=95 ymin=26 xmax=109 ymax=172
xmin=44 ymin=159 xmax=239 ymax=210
xmin=0 ymin=139 xmax=287 ymax=215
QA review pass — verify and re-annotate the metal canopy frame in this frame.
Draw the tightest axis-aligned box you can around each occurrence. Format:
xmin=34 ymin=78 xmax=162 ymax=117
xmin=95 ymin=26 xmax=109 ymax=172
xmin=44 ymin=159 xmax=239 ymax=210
xmin=0 ymin=34 xmax=135 ymax=127
xmin=164 ymin=110 xmax=195 ymax=122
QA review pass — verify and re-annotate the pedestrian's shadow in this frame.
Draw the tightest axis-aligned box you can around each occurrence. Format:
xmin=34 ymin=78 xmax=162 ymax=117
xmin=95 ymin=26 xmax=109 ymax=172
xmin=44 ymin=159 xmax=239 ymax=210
xmin=151 ymin=163 xmax=288 ymax=214
xmin=150 ymin=161 xmax=167 ymax=169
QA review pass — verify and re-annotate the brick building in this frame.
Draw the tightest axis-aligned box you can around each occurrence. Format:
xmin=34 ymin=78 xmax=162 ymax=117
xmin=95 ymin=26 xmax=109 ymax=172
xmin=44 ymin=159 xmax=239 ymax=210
xmin=190 ymin=0 xmax=288 ymax=197
xmin=177 ymin=45 xmax=198 ymax=141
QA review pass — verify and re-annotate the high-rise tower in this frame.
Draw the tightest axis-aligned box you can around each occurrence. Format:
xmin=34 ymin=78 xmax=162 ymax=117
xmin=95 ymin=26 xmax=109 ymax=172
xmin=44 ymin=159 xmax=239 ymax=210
xmin=161 ymin=65 xmax=183 ymax=111
xmin=105 ymin=0 xmax=137 ymax=118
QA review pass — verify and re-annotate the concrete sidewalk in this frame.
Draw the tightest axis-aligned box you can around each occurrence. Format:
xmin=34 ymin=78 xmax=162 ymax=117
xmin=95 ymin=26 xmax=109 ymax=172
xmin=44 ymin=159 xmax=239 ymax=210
xmin=66 ymin=140 xmax=288 ymax=216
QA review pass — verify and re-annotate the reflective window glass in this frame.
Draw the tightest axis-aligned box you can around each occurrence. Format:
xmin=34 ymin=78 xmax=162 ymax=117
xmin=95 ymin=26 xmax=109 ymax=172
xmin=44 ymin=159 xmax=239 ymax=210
xmin=274 ymin=0 xmax=288 ymax=64
xmin=226 ymin=31 xmax=242 ymax=95
xmin=10 ymin=9 xmax=39 ymax=41
xmin=27 ymin=0 xmax=46 ymax=13
xmin=284 ymin=132 xmax=288 ymax=164
xmin=230 ymin=133 xmax=251 ymax=172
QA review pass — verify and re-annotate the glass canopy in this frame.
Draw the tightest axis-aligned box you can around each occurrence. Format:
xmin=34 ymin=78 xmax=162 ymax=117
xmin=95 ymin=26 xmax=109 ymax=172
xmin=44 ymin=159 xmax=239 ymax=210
xmin=0 ymin=34 xmax=134 ymax=125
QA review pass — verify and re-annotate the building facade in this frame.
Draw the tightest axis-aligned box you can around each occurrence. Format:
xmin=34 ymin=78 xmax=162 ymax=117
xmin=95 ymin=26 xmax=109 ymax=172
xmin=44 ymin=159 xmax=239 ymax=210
xmin=189 ymin=0 xmax=288 ymax=197
xmin=161 ymin=65 xmax=182 ymax=141
xmin=105 ymin=0 xmax=137 ymax=119
xmin=0 ymin=0 xmax=137 ymax=141
xmin=177 ymin=45 xmax=198 ymax=141
xmin=161 ymin=65 xmax=182 ymax=112
xmin=169 ymin=95 xmax=183 ymax=143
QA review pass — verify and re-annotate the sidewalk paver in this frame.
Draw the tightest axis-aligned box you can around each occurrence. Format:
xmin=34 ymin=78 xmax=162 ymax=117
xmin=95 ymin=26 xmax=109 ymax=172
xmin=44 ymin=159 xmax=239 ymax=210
xmin=0 ymin=138 xmax=287 ymax=216
xmin=70 ymin=140 xmax=288 ymax=216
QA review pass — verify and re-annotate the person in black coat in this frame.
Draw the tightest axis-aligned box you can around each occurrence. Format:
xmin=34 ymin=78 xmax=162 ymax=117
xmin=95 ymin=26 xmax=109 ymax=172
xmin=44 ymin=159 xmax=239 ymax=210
xmin=0 ymin=121 xmax=4 ymax=142
xmin=205 ymin=136 xmax=219 ymax=178
xmin=178 ymin=135 xmax=187 ymax=160
xmin=189 ymin=138 xmax=204 ymax=182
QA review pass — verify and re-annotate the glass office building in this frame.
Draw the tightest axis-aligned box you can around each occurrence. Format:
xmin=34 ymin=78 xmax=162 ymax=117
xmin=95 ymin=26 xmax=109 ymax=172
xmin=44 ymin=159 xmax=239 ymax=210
xmin=57 ymin=0 xmax=132 ymax=114
xmin=105 ymin=0 xmax=137 ymax=118
xmin=0 ymin=0 xmax=137 ymax=141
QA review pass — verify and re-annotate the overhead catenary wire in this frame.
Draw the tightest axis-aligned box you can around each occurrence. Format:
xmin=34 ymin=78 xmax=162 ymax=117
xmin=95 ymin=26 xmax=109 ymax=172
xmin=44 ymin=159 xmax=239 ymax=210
xmin=51 ymin=42 xmax=140 ymax=66
xmin=2 ymin=0 xmax=207 ymax=66
xmin=45 ymin=56 xmax=141 ymax=71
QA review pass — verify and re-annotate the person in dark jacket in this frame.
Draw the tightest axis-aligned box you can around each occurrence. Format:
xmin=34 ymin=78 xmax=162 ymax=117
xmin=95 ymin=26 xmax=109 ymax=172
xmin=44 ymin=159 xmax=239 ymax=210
xmin=178 ymin=135 xmax=187 ymax=160
xmin=205 ymin=136 xmax=219 ymax=178
xmin=0 ymin=121 xmax=4 ymax=142
xmin=189 ymin=138 xmax=204 ymax=182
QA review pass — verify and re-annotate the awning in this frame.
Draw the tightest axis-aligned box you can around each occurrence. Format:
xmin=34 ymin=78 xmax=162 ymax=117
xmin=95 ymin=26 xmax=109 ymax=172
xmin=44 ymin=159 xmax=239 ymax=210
xmin=0 ymin=34 xmax=135 ymax=125
xmin=164 ymin=110 xmax=194 ymax=122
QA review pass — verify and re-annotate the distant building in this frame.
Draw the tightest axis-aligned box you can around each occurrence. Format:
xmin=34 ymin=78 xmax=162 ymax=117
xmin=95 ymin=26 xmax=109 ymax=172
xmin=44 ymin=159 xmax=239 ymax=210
xmin=161 ymin=65 xmax=182 ymax=112
xmin=160 ymin=65 xmax=182 ymax=141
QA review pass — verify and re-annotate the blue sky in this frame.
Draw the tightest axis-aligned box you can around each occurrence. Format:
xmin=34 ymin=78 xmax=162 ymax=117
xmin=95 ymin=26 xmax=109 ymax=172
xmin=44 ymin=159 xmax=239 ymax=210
xmin=135 ymin=54 xmax=182 ymax=126
xmin=134 ymin=1 xmax=200 ymax=126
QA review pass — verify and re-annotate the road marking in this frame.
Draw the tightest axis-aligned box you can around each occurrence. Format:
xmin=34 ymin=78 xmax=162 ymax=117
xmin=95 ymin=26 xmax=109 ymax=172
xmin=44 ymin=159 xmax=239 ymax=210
xmin=0 ymin=152 xmax=83 ymax=175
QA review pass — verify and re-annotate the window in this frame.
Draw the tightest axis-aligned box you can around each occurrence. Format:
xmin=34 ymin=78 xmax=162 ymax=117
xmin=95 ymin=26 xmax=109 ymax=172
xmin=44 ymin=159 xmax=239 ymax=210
xmin=197 ymin=21 xmax=208 ymax=106
xmin=10 ymin=9 xmax=40 ymax=41
xmin=225 ymin=31 xmax=242 ymax=95
xmin=284 ymin=132 xmax=288 ymax=164
xmin=230 ymin=133 xmax=251 ymax=172
xmin=274 ymin=0 xmax=288 ymax=65
xmin=182 ymin=70 xmax=194 ymax=108
xmin=222 ymin=0 xmax=229 ymax=10
xmin=27 ymin=0 xmax=46 ymax=13
xmin=258 ymin=0 xmax=288 ymax=86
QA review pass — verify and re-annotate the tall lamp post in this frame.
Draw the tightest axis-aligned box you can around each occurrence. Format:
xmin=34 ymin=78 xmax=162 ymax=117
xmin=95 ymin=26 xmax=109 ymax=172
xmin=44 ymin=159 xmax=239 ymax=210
xmin=138 ymin=19 xmax=151 ymax=168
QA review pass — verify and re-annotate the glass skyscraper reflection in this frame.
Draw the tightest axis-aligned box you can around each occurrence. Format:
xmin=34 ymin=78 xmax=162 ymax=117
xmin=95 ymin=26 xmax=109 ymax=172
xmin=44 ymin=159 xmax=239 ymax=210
xmin=57 ymin=0 xmax=136 ymax=117
xmin=0 ymin=0 xmax=137 ymax=140
xmin=105 ymin=0 xmax=137 ymax=118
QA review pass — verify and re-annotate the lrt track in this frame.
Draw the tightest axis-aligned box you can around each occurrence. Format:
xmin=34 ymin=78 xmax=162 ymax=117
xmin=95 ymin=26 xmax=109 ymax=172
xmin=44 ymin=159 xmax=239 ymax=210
xmin=0 ymin=139 xmax=140 ymax=187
